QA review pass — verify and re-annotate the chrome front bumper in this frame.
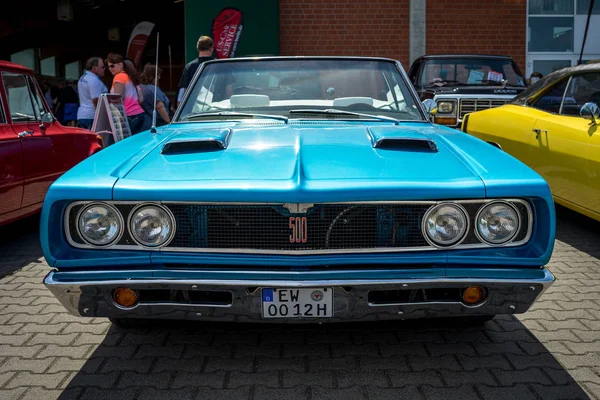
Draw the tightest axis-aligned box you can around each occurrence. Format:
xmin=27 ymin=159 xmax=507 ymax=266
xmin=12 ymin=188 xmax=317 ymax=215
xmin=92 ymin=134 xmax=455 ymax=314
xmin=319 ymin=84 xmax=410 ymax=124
xmin=44 ymin=268 xmax=555 ymax=323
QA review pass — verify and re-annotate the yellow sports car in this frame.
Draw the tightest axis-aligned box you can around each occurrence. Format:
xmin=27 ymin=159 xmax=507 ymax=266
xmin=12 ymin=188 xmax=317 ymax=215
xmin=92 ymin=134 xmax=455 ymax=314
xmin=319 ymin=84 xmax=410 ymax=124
xmin=462 ymin=63 xmax=600 ymax=221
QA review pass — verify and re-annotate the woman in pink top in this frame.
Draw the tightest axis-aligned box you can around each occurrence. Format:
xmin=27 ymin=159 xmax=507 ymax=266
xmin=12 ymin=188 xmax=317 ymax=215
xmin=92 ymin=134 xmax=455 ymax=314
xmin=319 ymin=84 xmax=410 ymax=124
xmin=105 ymin=53 xmax=151 ymax=135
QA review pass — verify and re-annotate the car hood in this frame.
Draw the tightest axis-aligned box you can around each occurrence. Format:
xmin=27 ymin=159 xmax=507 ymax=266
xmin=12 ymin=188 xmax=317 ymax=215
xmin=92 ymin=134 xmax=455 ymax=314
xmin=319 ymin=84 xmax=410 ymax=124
xmin=100 ymin=121 xmax=546 ymax=203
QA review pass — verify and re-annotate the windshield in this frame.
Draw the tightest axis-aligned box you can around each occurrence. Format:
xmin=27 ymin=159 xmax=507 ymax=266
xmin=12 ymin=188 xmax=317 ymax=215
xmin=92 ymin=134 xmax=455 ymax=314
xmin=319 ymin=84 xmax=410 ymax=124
xmin=176 ymin=59 xmax=424 ymax=122
xmin=419 ymin=58 xmax=527 ymax=87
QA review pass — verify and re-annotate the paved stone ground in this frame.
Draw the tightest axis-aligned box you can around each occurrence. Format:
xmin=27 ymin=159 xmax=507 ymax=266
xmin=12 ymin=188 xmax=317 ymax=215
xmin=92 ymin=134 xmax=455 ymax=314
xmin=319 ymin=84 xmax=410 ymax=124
xmin=0 ymin=207 xmax=599 ymax=400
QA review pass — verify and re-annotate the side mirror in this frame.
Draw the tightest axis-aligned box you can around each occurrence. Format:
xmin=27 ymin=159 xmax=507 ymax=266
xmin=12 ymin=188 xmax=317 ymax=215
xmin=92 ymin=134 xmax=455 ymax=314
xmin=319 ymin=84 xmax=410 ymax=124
xmin=422 ymin=99 xmax=438 ymax=118
xmin=580 ymin=102 xmax=600 ymax=125
xmin=39 ymin=111 xmax=54 ymax=132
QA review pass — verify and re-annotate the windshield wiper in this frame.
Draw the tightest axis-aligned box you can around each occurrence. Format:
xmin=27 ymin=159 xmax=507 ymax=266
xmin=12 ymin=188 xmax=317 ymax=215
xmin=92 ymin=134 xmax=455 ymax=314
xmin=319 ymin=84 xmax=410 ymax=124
xmin=288 ymin=109 xmax=401 ymax=124
xmin=182 ymin=111 xmax=288 ymax=123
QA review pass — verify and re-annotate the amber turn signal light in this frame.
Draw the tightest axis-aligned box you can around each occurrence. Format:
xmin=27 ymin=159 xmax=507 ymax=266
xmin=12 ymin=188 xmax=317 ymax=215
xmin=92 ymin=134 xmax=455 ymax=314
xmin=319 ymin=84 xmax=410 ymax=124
xmin=113 ymin=287 xmax=138 ymax=308
xmin=462 ymin=286 xmax=485 ymax=305
xmin=434 ymin=117 xmax=458 ymax=126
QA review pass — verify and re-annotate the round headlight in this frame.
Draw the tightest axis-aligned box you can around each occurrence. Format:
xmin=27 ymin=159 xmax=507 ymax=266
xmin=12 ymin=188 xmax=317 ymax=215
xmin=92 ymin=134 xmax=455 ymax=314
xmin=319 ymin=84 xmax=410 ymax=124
xmin=77 ymin=203 xmax=123 ymax=246
xmin=476 ymin=202 xmax=520 ymax=244
xmin=437 ymin=101 xmax=455 ymax=114
xmin=129 ymin=204 xmax=175 ymax=247
xmin=423 ymin=203 xmax=468 ymax=247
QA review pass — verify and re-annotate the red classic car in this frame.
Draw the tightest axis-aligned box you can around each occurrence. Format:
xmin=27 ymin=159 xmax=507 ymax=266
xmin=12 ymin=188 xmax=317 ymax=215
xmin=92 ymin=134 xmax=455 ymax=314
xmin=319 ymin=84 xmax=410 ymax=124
xmin=0 ymin=60 xmax=102 ymax=226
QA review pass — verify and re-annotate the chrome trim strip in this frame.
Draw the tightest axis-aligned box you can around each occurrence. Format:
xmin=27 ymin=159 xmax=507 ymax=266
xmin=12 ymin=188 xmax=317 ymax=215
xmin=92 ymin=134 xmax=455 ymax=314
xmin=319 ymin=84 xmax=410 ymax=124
xmin=158 ymin=246 xmax=434 ymax=255
xmin=64 ymin=199 xmax=534 ymax=254
xmin=45 ymin=269 xmax=555 ymax=291
xmin=435 ymin=94 xmax=517 ymax=100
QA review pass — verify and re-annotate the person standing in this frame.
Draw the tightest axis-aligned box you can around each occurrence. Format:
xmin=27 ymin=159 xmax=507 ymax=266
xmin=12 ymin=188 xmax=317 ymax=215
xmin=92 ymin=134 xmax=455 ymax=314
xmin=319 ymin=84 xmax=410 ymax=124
xmin=61 ymin=79 xmax=80 ymax=127
xmin=140 ymin=63 xmax=171 ymax=126
xmin=527 ymin=72 xmax=544 ymax=85
xmin=77 ymin=57 xmax=108 ymax=130
xmin=106 ymin=53 xmax=150 ymax=135
xmin=177 ymin=35 xmax=215 ymax=106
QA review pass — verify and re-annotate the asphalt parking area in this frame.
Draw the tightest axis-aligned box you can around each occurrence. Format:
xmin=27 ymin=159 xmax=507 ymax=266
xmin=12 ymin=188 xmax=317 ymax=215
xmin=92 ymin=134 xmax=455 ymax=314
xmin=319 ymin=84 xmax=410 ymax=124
xmin=0 ymin=207 xmax=599 ymax=400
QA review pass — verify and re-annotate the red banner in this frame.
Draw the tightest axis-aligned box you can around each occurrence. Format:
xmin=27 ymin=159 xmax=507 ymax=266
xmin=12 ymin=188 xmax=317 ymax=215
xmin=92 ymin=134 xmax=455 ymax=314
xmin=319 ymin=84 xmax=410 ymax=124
xmin=212 ymin=8 xmax=244 ymax=59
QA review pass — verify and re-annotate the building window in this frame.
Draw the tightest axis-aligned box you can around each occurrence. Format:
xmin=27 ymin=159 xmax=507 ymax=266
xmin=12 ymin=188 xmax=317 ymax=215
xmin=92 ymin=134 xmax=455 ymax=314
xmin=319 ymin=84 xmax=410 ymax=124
xmin=65 ymin=61 xmax=81 ymax=80
xmin=41 ymin=57 xmax=57 ymax=77
xmin=526 ymin=0 xmax=600 ymax=76
xmin=529 ymin=0 xmax=574 ymax=14
xmin=577 ymin=0 xmax=600 ymax=14
xmin=10 ymin=49 xmax=36 ymax=71
xmin=533 ymin=59 xmax=572 ymax=75
xmin=528 ymin=17 xmax=574 ymax=52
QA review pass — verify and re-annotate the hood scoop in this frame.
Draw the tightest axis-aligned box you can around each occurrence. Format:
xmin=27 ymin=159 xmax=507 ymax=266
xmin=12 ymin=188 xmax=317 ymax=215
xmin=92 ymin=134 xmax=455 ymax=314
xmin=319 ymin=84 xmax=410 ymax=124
xmin=161 ymin=128 xmax=231 ymax=155
xmin=368 ymin=126 xmax=438 ymax=152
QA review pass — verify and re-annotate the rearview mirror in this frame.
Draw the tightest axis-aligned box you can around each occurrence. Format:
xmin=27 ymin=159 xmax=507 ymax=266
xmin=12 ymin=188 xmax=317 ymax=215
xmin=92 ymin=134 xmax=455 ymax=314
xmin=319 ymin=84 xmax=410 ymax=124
xmin=580 ymin=102 xmax=599 ymax=125
xmin=422 ymin=99 xmax=438 ymax=118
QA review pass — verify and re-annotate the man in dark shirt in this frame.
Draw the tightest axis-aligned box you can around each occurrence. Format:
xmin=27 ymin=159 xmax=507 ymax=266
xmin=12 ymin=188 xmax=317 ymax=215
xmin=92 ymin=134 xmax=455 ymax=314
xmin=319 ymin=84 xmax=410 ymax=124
xmin=177 ymin=36 xmax=215 ymax=106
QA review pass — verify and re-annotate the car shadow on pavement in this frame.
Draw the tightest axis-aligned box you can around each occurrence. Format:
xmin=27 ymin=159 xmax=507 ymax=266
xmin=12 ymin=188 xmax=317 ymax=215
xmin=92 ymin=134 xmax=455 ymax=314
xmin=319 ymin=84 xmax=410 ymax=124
xmin=58 ymin=316 xmax=593 ymax=400
xmin=0 ymin=213 xmax=44 ymax=279
xmin=554 ymin=205 xmax=600 ymax=259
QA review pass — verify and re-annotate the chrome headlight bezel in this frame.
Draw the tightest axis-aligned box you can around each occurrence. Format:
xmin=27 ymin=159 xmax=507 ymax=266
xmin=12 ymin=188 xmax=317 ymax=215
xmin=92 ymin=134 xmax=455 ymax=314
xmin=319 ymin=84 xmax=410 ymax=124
xmin=475 ymin=201 xmax=521 ymax=245
xmin=422 ymin=202 xmax=469 ymax=248
xmin=436 ymin=100 xmax=456 ymax=114
xmin=76 ymin=202 xmax=124 ymax=247
xmin=128 ymin=203 xmax=176 ymax=248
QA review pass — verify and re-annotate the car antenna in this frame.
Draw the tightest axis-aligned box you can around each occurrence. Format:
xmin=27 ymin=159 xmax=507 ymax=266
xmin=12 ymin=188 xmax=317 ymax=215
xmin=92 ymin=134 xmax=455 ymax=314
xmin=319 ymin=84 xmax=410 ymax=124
xmin=150 ymin=32 xmax=160 ymax=134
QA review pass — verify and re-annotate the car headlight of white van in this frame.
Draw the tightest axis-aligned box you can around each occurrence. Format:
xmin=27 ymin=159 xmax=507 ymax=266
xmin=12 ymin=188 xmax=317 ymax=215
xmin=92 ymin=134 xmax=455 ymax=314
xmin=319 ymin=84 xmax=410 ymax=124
xmin=437 ymin=100 xmax=456 ymax=114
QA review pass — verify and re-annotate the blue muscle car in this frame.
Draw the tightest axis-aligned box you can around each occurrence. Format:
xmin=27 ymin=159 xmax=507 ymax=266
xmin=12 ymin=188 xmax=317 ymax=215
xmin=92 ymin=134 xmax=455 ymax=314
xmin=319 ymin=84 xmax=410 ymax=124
xmin=41 ymin=57 xmax=555 ymax=327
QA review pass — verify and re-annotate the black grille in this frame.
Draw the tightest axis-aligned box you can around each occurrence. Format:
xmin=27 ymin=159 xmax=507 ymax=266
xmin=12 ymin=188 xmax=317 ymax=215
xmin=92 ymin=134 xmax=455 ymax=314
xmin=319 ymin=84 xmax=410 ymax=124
xmin=165 ymin=204 xmax=431 ymax=251
xmin=66 ymin=200 xmax=532 ymax=252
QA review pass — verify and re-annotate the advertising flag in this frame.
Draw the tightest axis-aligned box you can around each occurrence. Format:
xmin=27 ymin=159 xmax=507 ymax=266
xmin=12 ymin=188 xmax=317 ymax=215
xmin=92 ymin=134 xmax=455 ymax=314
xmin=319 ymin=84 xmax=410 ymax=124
xmin=127 ymin=21 xmax=155 ymax=67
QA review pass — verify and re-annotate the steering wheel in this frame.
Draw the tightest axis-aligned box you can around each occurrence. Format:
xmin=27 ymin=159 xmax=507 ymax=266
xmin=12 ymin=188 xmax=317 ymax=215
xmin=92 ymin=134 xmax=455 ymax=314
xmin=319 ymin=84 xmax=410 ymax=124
xmin=190 ymin=100 xmax=226 ymax=113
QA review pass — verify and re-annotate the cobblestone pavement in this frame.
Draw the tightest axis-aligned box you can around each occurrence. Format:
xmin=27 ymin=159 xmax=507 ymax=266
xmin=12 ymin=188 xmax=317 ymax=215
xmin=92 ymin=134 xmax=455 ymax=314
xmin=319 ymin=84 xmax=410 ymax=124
xmin=0 ymin=207 xmax=599 ymax=400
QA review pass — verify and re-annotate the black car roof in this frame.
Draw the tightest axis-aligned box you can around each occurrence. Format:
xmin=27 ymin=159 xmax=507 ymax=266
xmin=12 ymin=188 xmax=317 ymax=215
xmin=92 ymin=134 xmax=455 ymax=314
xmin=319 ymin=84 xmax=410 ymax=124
xmin=416 ymin=54 xmax=514 ymax=61
xmin=543 ymin=62 xmax=600 ymax=78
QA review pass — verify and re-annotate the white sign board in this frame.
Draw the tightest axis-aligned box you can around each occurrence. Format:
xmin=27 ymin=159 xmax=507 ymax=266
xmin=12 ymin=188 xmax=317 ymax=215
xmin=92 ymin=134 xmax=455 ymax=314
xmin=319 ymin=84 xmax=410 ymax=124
xmin=91 ymin=93 xmax=132 ymax=146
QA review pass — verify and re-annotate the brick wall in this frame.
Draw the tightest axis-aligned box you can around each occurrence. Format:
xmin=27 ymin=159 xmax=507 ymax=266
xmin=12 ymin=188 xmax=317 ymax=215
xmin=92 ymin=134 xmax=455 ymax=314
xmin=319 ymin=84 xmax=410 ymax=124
xmin=279 ymin=0 xmax=527 ymax=72
xmin=426 ymin=0 xmax=527 ymax=70
xmin=279 ymin=0 xmax=411 ymax=68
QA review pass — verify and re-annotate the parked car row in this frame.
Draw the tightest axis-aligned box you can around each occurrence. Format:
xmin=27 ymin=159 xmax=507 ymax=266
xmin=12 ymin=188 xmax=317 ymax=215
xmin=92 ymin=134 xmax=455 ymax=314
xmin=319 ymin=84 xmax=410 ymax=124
xmin=3 ymin=52 xmax=597 ymax=328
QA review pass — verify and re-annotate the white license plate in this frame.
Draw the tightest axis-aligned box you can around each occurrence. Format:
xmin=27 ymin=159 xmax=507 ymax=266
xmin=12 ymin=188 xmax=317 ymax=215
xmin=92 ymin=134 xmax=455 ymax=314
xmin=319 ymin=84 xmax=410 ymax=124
xmin=262 ymin=288 xmax=333 ymax=318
